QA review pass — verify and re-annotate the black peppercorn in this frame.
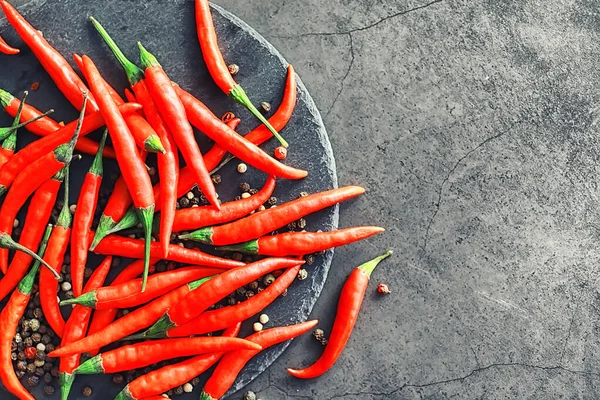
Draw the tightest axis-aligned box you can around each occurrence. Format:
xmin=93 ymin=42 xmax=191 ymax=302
xmin=239 ymin=182 xmax=250 ymax=192
xmin=27 ymin=375 xmax=39 ymax=387
xmin=43 ymin=372 xmax=52 ymax=384
xmin=211 ymin=174 xmax=221 ymax=184
xmin=43 ymin=385 xmax=55 ymax=395
xmin=82 ymin=386 xmax=92 ymax=397
xmin=268 ymin=196 xmax=277 ymax=205
xmin=112 ymin=374 xmax=124 ymax=385
xmin=179 ymin=197 xmax=190 ymax=208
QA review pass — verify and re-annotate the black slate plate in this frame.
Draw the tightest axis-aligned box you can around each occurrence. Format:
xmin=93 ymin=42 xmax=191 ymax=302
xmin=0 ymin=1 xmax=337 ymax=398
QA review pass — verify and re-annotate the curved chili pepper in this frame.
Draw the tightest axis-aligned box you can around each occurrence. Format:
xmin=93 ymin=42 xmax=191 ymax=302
xmin=194 ymin=0 xmax=287 ymax=147
xmin=80 ymin=55 xmax=155 ymax=291
xmin=39 ymin=167 xmax=73 ymax=338
xmin=170 ymin=65 xmax=295 ymax=198
xmin=115 ymin=323 xmax=242 ymax=400
xmin=62 ymin=266 xmax=224 ymax=310
xmin=219 ymin=227 xmax=385 ymax=256
xmin=0 ymin=108 xmax=54 ymax=143
xmin=93 ymin=234 xmax=244 ymax=269
xmin=48 ymin=276 xmax=214 ymax=358
xmin=0 ymin=91 xmax=27 ymax=168
xmin=0 ymin=224 xmax=51 ymax=400
xmin=138 ymin=258 xmax=304 ymax=339
xmin=165 ymin=264 xmax=301 ymax=339
xmin=75 ymin=336 xmax=261 ymax=375
xmin=175 ymin=85 xmax=306 ymax=180
xmin=180 ymin=186 xmax=365 ymax=246
xmin=138 ymin=43 xmax=219 ymax=210
xmin=0 ymin=88 xmax=117 ymax=157
xmin=90 ymin=149 xmax=148 ymax=251
xmin=85 ymin=259 xmax=148 ymax=357
xmin=287 ymin=251 xmax=392 ymax=379
xmin=200 ymin=320 xmax=319 ymax=400
xmin=0 ymin=34 xmax=18 ymax=54
xmin=70 ymin=129 xmax=107 ymax=297
xmin=0 ymin=168 xmax=63 ymax=301
xmin=0 ymin=101 xmax=138 ymax=196
xmin=0 ymin=96 xmax=85 ymax=272
xmin=59 ymin=255 xmax=112 ymax=400
xmin=0 ymin=0 xmax=97 ymax=113
xmin=169 ymin=175 xmax=276 ymax=233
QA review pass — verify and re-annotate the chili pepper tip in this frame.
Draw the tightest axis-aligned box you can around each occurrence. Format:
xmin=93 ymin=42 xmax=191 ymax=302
xmin=137 ymin=42 xmax=160 ymax=69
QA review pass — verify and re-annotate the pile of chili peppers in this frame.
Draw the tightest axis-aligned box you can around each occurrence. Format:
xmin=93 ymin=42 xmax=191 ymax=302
xmin=0 ymin=0 xmax=391 ymax=399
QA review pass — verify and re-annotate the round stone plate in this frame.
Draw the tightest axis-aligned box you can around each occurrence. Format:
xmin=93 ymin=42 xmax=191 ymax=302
xmin=0 ymin=0 xmax=337 ymax=398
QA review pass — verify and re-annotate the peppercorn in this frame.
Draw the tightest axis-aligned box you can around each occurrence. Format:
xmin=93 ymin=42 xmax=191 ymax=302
xmin=191 ymin=197 xmax=200 ymax=206
xmin=211 ymin=174 xmax=222 ymax=184
xmin=287 ymin=222 xmax=296 ymax=231
xmin=247 ymin=281 xmax=259 ymax=291
xmin=239 ymin=182 xmax=251 ymax=192
xmin=35 ymin=366 xmax=44 ymax=376
xmin=15 ymin=370 xmax=25 ymax=379
xmin=26 ymin=363 xmax=36 ymax=373
xmin=228 ymin=63 xmax=239 ymax=75
xmin=43 ymin=385 xmax=55 ymax=396
xmin=259 ymin=314 xmax=269 ymax=324
xmin=35 ymin=349 xmax=46 ymax=361
xmin=245 ymin=291 xmax=254 ymax=299
xmin=199 ymin=194 xmax=208 ymax=204
xmin=25 ymin=346 xmax=36 ymax=359
xmin=45 ymin=343 xmax=55 ymax=353
xmin=38 ymin=325 xmax=47 ymax=335
xmin=17 ymin=351 xmax=26 ymax=361
xmin=232 ymin=252 xmax=243 ymax=261
xmin=43 ymin=362 xmax=53 ymax=372
xmin=41 ymin=334 xmax=51 ymax=345
xmin=26 ymin=309 xmax=34 ymax=319
xmin=113 ymin=373 xmax=124 ymax=385
xmin=192 ymin=377 xmax=201 ymax=386
xmin=313 ymin=328 xmax=328 ymax=345
xmin=29 ymin=319 xmax=40 ymax=332
xmin=16 ymin=360 xmax=27 ymax=371
xmin=84 ymin=267 xmax=93 ymax=278
xmin=10 ymin=351 xmax=16 ymax=361
xmin=377 ymin=283 xmax=391 ymax=294
xmin=65 ymin=290 xmax=74 ymax=299
xmin=260 ymin=102 xmax=271 ymax=113
xmin=183 ymin=382 xmax=193 ymax=393
xmin=243 ymin=390 xmax=257 ymax=400
xmin=241 ymin=192 xmax=251 ymax=199
xmin=82 ymin=386 xmax=92 ymax=397
xmin=27 ymin=375 xmax=39 ymax=387
xmin=167 ymin=262 xmax=177 ymax=271
xmin=298 ymin=269 xmax=308 ymax=280
xmin=179 ymin=197 xmax=190 ymax=208
xmin=43 ymin=372 xmax=52 ymax=384
xmin=175 ymin=385 xmax=184 ymax=395
xmin=273 ymin=270 xmax=283 ymax=278
xmin=221 ymin=111 xmax=235 ymax=123
xmin=257 ymin=287 xmax=264 ymax=293
xmin=31 ymin=332 xmax=42 ymax=343
xmin=253 ymin=322 xmax=263 ymax=332
xmin=51 ymin=367 xmax=59 ymax=377
xmin=263 ymin=274 xmax=275 ymax=286
xmin=305 ymin=254 xmax=315 ymax=265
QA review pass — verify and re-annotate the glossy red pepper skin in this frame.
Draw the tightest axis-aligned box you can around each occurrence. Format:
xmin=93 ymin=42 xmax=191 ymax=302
xmin=139 ymin=258 xmax=304 ymax=339
xmin=70 ymin=131 xmax=107 ymax=298
xmin=180 ymin=186 xmax=366 ymax=246
xmin=200 ymin=320 xmax=319 ymax=400
xmin=59 ymin=256 xmax=112 ymax=400
xmin=0 ymin=0 xmax=97 ymax=113
xmin=0 ymin=34 xmax=19 ymax=54
xmin=0 ymin=175 xmax=61 ymax=301
xmin=138 ymin=43 xmax=219 ymax=209
xmin=0 ymin=88 xmax=116 ymax=157
xmin=171 ymin=175 xmax=276 ymax=233
xmin=287 ymin=251 xmax=392 ymax=378
xmin=219 ymin=227 xmax=386 ymax=256
xmin=48 ymin=278 xmax=212 ymax=358
xmin=167 ymin=264 xmax=301 ymax=338
xmin=115 ymin=323 xmax=242 ymax=400
xmin=0 ymin=102 xmax=138 ymax=194
xmin=93 ymin=235 xmax=243 ymax=270
xmin=175 ymin=85 xmax=306 ymax=180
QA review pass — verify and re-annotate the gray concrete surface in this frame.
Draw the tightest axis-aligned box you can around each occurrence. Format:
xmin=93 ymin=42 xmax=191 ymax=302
xmin=212 ymin=0 xmax=600 ymax=398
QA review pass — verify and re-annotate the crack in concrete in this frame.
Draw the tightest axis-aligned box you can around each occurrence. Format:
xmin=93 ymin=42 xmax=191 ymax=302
xmin=271 ymin=0 xmax=443 ymax=39
xmin=560 ymin=299 xmax=582 ymax=364
xmin=325 ymin=33 xmax=355 ymax=119
xmin=422 ymin=122 xmax=521 ymax=252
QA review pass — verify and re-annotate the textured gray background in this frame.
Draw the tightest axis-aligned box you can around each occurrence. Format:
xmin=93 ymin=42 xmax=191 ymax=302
xmin=8 ymin=0 xmax=600 ymax=399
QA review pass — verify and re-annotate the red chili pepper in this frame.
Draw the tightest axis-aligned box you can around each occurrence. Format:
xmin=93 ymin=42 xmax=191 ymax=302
xmin=61 ymin=266 xmax=224 ymax=310
xmin=114 ymin=323 xmax=242 ymax=400
xmin=86 ymin=259 xmax=148 ymax=357
xmin=0 ymin=101 xmax=138 ymax=196
xmin=75 ymin=336 xmax=261 ymax=375
xmin=274 ymin=146 xmax=287 ymax=160
xmin=0 ymin=169 xmax=63 ymax=301
xmin=80 ymin=55 xmax=155 ymax=291
xmin=0 ymin=87 xmax=117 ymax=157
xmin=48 ymin=276 xmax=214 ymax=358
xmin=138 ymin=43 xmax=219 ymax=210
xmin=39 ymin=167 xmax=73 ymax=338
xmin=0 ymin=97 xmax=84 ymax=272
xmin=0 ymin=34 xmax=19 ymax=54
xmin=199 ymin=320 xmax=319 ymax=400
xmin=0 ymin=0 xmax=97 ymax=113
xmin=138 ymin=258 xmax=303 ymax=339
xmin=124 ymin=87 xmax=137 ymax=104
xmin=93 ymin=234 xmax=244 ymax=270
xmin=165 ymin=263 xmax=301 ymax=339
xmin=180 ymin=186 xmax=365 ymax=246
xmin=59 ymin=256 xmax=111 ymax=400
xmin=218 ymin=226 xmax=385 ymax=256
xmin=194 ymin=0 xmax=287 ymax=147
xmin=287 ymin=251 xmax=392 ymax=378
xmin=70 ymin=130 xmax=108 ymax=297
xmin=0 ymin=225 xmax=51 ymax=400
xmin=175 ymin=85 xmax=306 ymax=180
xmin=90 ymin=149 xmax=148 ymax=251
xmin=171 ymin=175 xmax=276 ymax=233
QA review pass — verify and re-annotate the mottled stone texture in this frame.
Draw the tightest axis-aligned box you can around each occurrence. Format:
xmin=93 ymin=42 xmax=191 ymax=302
xmin=4 ymin=0 xmax=600 ymax=399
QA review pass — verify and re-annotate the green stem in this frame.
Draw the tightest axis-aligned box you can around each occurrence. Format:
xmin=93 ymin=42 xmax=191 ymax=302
xmin=229 ymin=84 xmax=288 ymax=148
xmin=89 ymin=215 xmax=116 ymax=251
xmin=358 ymin=250 xmax=393 ymax=278
xmin=114 ymin=386 xmax=134 ymax=400
xmin=0 ymin=88 xmax=15 ymax=108
xmin=136 ymin=205 xmax=155 ymax=292
xmin=54 ymin=94 xmax=87 ymax=163
xmin=11 ymin=91 xmax=28 ymax=127
xmin=199 ymin=391 xmax=216 ymax=400
xmin=89 ymin=16 xmax=145 ymax=86
xmin=59 ymin=291 xmax=96 ymax=308
xmin=0 ymin=108 xmax=55 ymax=141
xmin=137 ymin=42 xmax=160 ymax=69
xmin=1 ymin=91 xmax=27 ymax=152
xmin=143 ymin=134 xmax=166 ymax=154
xmin=73 ymin=354 xmax=104 ymax=375
xmin=177 ymin=227 xmax=213 ymax=244
xmin=106 ymin=207 xmax=139 ymax=236
xmin=89 ymin=129 xmax=108 ymax=177
xmin=59 ymin=372 xmax=75 ymax=400
xmin=216 ymin=239 xmax=259 ymax=254
xmin=0 ymin=232 xmax=59 ymax=279
xmin=56 ymin=166 xmax=72 ymax=229
xmin=17 ymin=224 xmax=52 ymax=295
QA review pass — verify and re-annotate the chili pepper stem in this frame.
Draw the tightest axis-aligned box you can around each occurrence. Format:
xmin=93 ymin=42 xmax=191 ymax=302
xmin=17 ymin=224 xmax=53 ymax=294
xmin=59 ymin=372 xmax=75 ymax=400
xmin=199 ymin=392 xmax=215 ymax=400
xmin=136 ymin=314 xmax=175 ymax=339
xmin=0 ymin=232 xmax=59 ymax=279
xmin=89 ymin=215 xmax=115 ymax=250
xmin=0 ymin=87 xmax=14 ymax=107
xmin=59 ymin=291 xmax=96 ymax=308
xmin=216 ymin=240 xmax=259 ymax=254
xmin=90 ymin=129 xmax=108 ymax=176
xmin=106 ymin=207 xmax=139 ymax=236
xmin=73 ymin=354 xmax=104 ymax=375
xmin=114 ymin=387 xmax=134 ymax=400
xmin=143 ymin=134 xmax=166 ymax=153
xmin=137 ymin=205 xmax=155 ymax=292
xmin=229 ymin=84 xmax=288 ymax=148
xmin=177 ymin=228 xmax=212 ymax=244
xmin=0 ymin=108 xmax=55 ymax=141
xmin=359 ymin=250 xmax=393 ymax=278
